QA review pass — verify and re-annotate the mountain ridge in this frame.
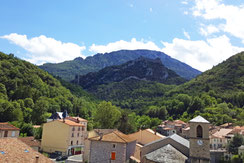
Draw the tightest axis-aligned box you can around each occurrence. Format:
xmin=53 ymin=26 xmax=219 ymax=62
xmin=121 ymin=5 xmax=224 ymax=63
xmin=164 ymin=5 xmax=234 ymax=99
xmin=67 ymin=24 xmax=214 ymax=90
xmin=39 ymin=49 xmax=201 ymax=81
xmin=72 ymin=56 xmax=186 ymax=89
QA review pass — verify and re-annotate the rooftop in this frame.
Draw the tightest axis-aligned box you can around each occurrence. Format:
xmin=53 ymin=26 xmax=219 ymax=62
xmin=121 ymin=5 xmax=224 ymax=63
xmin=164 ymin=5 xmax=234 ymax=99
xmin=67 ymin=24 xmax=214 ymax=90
xmin=144 ymin=144 xmax=187 ymax=163
xmin=66 ymin=116 xmax=88 ymax=122
xmin=145 ymin=134 xmax=189 ymax=149
xmin=189 ymin=115 xmax=210 ymax=123
xmin=57 ymin=119 xmax=84 ymax=126
xmin=128 ymin=129 xmax=165 ymax=145
xmin=0 ymin=123 xmax=20 ymax=130
xmin=174 ymin=120 xmax=186 ymax=125
xmin=89 ymin=130 xmax=136 ymax=143
xmin=211 ymin=128 xmax=233 ymax=138
xmin=18 ymin=137 xmax=40 ymax=147
xmin=0 ymin=138 xmax=52 ymax=163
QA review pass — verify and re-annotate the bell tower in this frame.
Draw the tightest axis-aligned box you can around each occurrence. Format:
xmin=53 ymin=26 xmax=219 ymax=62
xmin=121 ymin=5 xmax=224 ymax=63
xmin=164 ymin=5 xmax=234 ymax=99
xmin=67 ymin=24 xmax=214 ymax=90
xmin=189 ymin=115 xmax=210 ymax=163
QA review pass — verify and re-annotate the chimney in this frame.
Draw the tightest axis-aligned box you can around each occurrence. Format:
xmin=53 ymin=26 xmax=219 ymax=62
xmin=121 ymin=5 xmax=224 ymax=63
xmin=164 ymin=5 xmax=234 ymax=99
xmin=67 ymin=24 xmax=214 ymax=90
xmin=154 ymin=128 xmax=157 ymax=135
xmin=99 ymin=133 xmax=103 ymax=141
xmin=35 ymin=155 xmax=39 ymax=163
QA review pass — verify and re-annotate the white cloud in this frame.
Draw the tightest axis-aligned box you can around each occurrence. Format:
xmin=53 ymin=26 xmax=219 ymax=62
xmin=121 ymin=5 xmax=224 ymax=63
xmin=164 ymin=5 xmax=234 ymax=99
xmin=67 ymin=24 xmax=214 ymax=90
xmin=129 ymin=4 xmax=134 ymax=8
xmin=89 ymin=38 xmax=161 ymax=54
xmin=200 ymin=24 xmax=220 ymax=36
xmin=181 ymin=1 xmax=188 ymax=5
xmin=150 ymin=8 xmax=153 ymax=12
xmin=183 ymin=30 xmax=191 ymax=39
xmin=161 ymin=35 xmax=244 ymax=71
xmin=183 ymin=11 xmax=189 ymax=15
xmin=192 ymin=0 xmax=244 ymax=43
xmin=0 ymin=33 xmax=86 ymax=65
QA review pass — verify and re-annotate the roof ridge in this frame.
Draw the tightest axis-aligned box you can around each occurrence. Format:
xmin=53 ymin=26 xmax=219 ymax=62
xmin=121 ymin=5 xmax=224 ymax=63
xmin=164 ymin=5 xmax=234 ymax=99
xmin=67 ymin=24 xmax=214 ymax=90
xmin=113 ymin=130 xmax=127 ymax=143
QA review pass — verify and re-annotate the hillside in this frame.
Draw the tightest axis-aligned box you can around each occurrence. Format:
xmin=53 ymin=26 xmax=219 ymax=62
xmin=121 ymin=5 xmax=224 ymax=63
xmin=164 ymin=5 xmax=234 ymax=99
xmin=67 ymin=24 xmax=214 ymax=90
xmin=173 ymin=51 xmax=244 ymax=97
xmin=39 ymin=49 xmax=201 ymax=81
xmin=73 ymin=57 xmax=186 ymax=89
xmin=0 ymin=52 xmax=96 ymax=124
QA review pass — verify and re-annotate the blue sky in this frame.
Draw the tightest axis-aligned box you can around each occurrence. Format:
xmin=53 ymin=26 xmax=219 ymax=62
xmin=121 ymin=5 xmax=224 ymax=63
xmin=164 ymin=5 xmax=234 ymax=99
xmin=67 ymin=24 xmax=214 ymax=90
xmin=1 ymin=0 xmax=244 ymax=71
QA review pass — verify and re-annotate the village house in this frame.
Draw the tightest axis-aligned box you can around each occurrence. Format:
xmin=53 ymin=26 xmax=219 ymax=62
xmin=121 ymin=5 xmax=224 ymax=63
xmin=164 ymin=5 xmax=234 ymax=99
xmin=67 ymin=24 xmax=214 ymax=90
xmin=84 ymin=129 xmax=116 ymax=162
xmin=89 ymin=130 xmax=136 ymax=163
xmin=18 ymin=136 xmax=41 ymax=151
xmin=209 ymin=128 xmax=232 ymax=150
xmin=127 ymin=128 xmax=165 ymax=161
xmin=156 ymin=120 xmax=187 ymax=136
xmin=41 ymin=118 xmax=87 ymax=156
xmin=0 ymin=122 xmax=20 ymax=138
xmin=0 ymin=138 xmax=52 ymax=163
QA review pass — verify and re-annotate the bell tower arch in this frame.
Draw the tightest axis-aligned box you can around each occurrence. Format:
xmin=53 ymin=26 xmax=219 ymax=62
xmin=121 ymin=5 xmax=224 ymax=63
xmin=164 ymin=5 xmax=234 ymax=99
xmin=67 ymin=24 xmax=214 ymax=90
xmin=189 ymin=115 xmax=210 ymax=163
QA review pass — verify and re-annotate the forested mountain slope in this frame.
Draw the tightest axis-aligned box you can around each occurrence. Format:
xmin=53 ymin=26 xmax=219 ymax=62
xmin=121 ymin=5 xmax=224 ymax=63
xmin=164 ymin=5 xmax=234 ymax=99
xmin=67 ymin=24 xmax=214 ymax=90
xmin=73 ymin=57 xmax=186 ymax=89
xmin=171 ymin=52 xmax=244 ymax=102
xmin=0 ymin=52 xmax=96 ymax=124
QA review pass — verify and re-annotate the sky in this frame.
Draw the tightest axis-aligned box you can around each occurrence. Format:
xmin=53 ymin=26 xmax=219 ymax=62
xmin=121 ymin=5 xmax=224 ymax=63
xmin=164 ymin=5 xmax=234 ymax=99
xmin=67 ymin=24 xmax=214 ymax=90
xmin=1 ymin=0 xmax=244 ymax=72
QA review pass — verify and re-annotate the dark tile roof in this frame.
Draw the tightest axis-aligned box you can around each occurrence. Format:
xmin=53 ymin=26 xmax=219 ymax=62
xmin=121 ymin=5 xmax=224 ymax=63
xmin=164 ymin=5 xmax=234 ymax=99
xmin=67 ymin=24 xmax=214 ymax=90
xmin=144 ymin=144 xmax=187 ymax=162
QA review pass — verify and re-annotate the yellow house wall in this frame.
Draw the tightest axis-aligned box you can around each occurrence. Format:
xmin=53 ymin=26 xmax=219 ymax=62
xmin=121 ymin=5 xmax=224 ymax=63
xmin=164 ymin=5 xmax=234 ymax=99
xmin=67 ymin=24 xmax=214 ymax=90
xmin=41 ymin=120 xmax=70 ymax=154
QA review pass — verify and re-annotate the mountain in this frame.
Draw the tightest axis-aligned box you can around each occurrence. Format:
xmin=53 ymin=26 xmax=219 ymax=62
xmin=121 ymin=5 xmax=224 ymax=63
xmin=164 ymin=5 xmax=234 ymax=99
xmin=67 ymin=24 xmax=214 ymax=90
xmin=80 ymin=52 xmax=244 ymax=114
xmin=39 ymin=49 xmax=201 ymax=81
xmin=173 ymin=51 xmax=244 ymax=96
xmin=73 ymin=57 xmax=187 ymax=89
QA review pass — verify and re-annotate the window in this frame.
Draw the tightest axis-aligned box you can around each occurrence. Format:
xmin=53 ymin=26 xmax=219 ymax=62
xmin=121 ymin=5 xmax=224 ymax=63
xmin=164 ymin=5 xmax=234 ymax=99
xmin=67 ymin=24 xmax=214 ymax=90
xmin=77 ymin=133 xmax=79 ymax=137
xmin=4 ymin=131 xmax=8 ymax=137
xmin=82 ymin=127 xmax=84 ymax=131
xmin=72 ymin=133 xmax=74 ymax=137
xmin=76 ymin=140 xmax=79 ymax=145
xmin=196 ymin=125 xmax=203 ymax=138
xmin=72 ymin=127 xmax=75 ymax=131
xmin=112 ymin=144 xmax=116 ymax=149
xmin=78 ymin=127 xmax=80 ymax=131
xmin=11 ymin=131 xmax=15 ymax=137
xmin=111 ymin=152 xmax=116 ymax=160
xmin=71 ymin=141 xmax=73 ymax=145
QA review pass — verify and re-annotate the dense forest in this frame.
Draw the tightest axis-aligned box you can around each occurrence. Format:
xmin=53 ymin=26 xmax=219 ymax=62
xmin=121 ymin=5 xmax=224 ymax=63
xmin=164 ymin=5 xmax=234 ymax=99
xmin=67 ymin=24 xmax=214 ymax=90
xmin=0 ymin=52 xmax=162 ymax=136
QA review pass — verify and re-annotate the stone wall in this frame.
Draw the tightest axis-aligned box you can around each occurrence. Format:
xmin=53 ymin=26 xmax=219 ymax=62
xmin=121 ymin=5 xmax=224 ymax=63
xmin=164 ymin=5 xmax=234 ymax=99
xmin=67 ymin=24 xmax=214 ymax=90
xmin=89 ymin=141 xmax=126 ymax=163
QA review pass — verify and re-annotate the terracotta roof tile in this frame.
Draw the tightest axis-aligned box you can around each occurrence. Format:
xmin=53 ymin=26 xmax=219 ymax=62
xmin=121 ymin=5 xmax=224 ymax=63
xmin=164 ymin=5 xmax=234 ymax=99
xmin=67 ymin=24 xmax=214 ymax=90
xmin=0 ymin=123 xmax=20 ymax=130
xmin=128 ymin=129 xmax=165 ymax=145
xmin=173 ymin=120 xmax=186 ymax=125
xmin=212 ymin=129 xmax=233 ymax=138
xmin=57 ymin=119 xmax=84 ymax=126
xmin=18 ymin=137 xmax=40 ymax=147
xmin=89 ymin=130 xmax=136 ymax=143
xmin=66 ymin=116 xmax=88 ymax=122
xmin=0 ymin=138 xmax=52 ymax=163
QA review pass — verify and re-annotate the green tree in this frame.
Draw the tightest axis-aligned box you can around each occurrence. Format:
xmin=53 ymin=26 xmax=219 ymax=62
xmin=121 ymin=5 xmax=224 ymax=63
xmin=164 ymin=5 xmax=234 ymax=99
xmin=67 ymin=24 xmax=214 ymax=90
xmin=32 ymin=97 xmax=49 ymax=124
xmin=94 ymin=101 xmax=121 ymax=129
xmin=228 ymin=134 xmax=244 ymax=154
